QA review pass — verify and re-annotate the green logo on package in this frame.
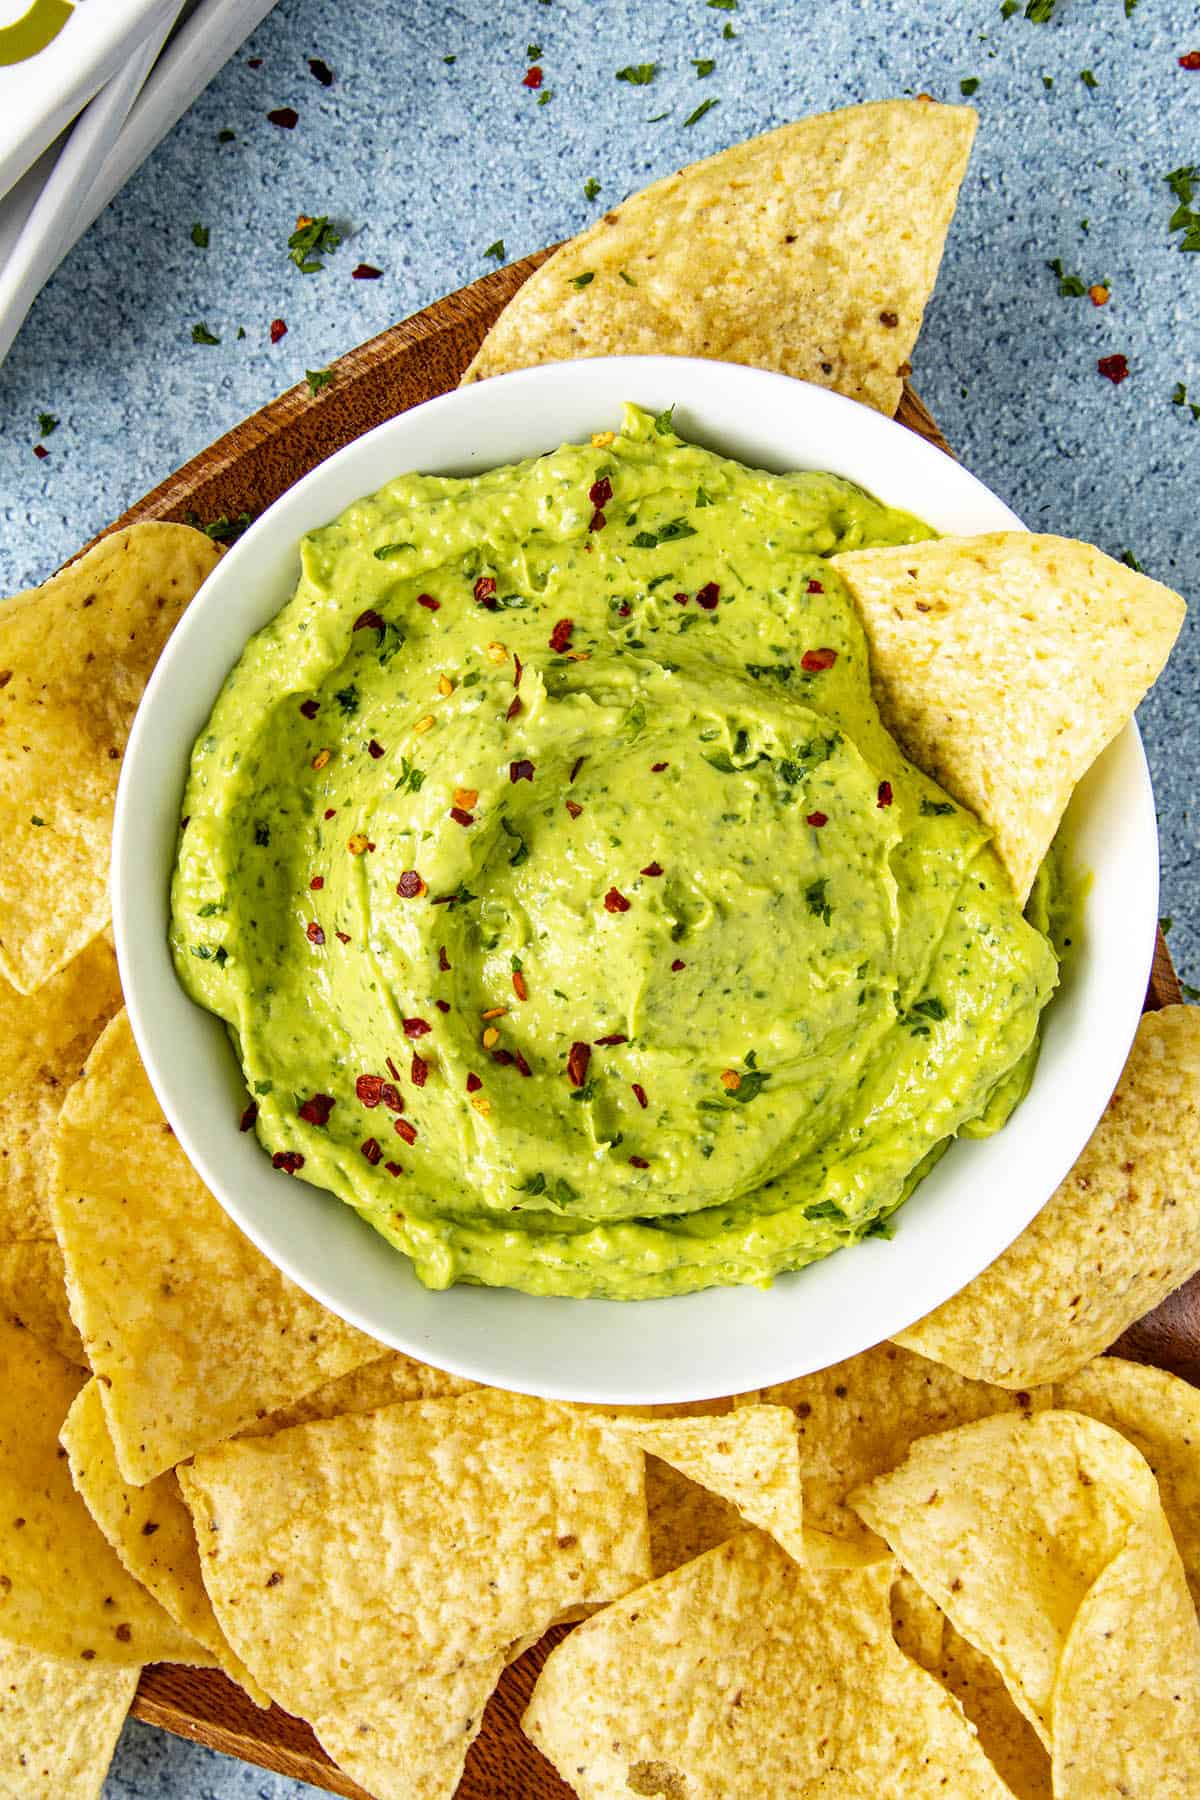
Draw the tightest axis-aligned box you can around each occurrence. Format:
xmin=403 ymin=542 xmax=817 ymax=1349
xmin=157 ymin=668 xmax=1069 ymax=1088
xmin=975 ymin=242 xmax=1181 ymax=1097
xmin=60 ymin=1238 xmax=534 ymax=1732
xmin=0 ymin=0 xmax=74 ymax=67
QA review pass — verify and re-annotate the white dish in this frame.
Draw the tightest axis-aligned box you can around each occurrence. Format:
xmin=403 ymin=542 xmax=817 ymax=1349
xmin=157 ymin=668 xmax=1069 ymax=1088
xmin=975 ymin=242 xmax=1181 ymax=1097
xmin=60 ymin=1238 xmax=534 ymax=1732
xmin=113 ymin=356 xmax=1158 ymax=1404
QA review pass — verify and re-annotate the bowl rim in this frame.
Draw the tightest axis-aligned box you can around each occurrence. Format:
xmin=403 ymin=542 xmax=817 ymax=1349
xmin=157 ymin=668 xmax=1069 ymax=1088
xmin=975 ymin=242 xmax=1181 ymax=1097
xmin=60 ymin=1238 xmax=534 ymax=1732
xmin=113 ymin=354 xmax=1158 ymax=1403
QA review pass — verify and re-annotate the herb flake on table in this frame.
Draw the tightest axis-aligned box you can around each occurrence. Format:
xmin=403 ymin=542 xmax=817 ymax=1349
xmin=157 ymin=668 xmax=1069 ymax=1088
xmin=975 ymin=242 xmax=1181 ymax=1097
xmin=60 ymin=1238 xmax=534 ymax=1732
xmin=1171 ymin=382 xmax=1200 ymax=420
xmin=960 ymin=77 xmax=980 ymax=96
xmin=684 ymin=97 xmax=719 ymax=126
xmin=1165 ymin=166 xmax=1200 ymax=252
xmin=693 ymin=59 xmax=715 ymax=77
xmin=1047 ymin=257 xmax=1085 ymax=296
xmin=36 ymin=412 xmax=57 ymax=437
xmin=288 ymin=214 xmax=343 ymax=273
xmin=1025 ymin=0 xmax=1056 ymax=19
xmin=616 ymin=63 xmax=657 ymax=85
xmin=1080 ymin=69 xmax=1098 ymax=89
xmin=190 ymin=322 xmax=220 ymax=345
xmin=190 ymin=222 xmax=209 ymax=248
xmin=583 ymin=177 xmax=600 ymax=200
xmin=484 ymin=240 xmax=506 ymax=262
xmin=306 ymin=368 xmax=335 ymax=396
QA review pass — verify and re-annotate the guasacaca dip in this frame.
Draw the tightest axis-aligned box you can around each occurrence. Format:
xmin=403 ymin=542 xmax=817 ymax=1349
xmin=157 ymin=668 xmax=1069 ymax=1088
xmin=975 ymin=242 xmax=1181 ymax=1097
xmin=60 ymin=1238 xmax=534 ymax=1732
xmin=172 ymin=404 xmax=1059 ymax=1300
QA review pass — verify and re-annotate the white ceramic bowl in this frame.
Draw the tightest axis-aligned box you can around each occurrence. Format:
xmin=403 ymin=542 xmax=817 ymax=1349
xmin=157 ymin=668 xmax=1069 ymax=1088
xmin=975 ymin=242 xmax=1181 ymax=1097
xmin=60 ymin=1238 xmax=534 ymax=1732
xmin=113 ymin=356 xmax=1158 ymax=1403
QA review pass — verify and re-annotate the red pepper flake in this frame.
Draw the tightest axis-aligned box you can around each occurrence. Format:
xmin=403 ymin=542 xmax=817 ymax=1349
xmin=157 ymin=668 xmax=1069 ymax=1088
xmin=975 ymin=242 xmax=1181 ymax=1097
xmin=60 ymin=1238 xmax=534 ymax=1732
xmin=807 ymin=578 xmax=824 ymax=594
xmin=297 ymin=1092 xmax=335 ymax=1126
xmin=361 ymin=1137 xmax=382 ymax=1164
xmin=416 ymin=593 xmax=440 ymax=612
xmin=411 ymin=1054 xmax=429 ymax=1087
xmin=567 ymin=1041 xmax=591 ymax=1088
xmin=514 ymin=1050 xmax=532 ymax=1078
xmin=267 ymin=106 xmax=299 ymax=128
xmin=449 ymin=805 xmax=475 ymax=826
xmin=438 ymin=946 xmax=451 ymax=971
xmin=385 ymin=1056 xmax=401 ymax=1082
xmin=629 ymin=1156 xmax=650 ymax=1169
xmin=492 ymin=1048 xmax=515 ymax=1067
xmin=510 ymin=759 xmax=535 ymax=783
xmin=632 ymin=1082 xmax=648 ymax=1109
xmin=617 ymin=601 xmax=632 ymax=617
xmin=32 ymin=444 xmax=48 ymax=461
xmin=272 ymin=1150 xmax=305 ymax=1173
xmin=565 ymin=798 xmax=583 ymax=819
xmin=588 ymin=509 xmax=607 ymax=532
xmin=239 ymin=1100 xmax=258 ymax=1132
xmin=1098 ymin=354 xmax=1130 ymax=385
xmin=309 ymin=874 xmax=324 ymax=889
xmin=589 ymin=476 xmax=613 ymax=509
xmin=801 ymin=647 xmax=838 ymax=672
xmin=364 ymin=739 xmax=383 ymax=760
xmin=356 ymin=1074 xmax=383 ymax=1107
xmin=805 ymin=812 xmax=828 ymax=828
xmin=385 ymin=1161 xmax=404 ymax=1177
xmin=512 ymin=969 xmax=528 ymax=1001
xmin=324 ymin=807 xmax=336 ymax=819
xmin=352 ymin=263 xmax=383 ymax=279
xmin=394 ymin=1117 xmax=417 ymax=1144
xmin=651 ymin=761 xmax=668 ymax=772
xmin=335 ymin=930 xmax=351 ymax=943
xmin=474 ymin=576 xmax=497 ymax=608
xmin=270 ymin=318 xmax=288 ymax=344
xmin=354 ymin=608 xmax=384 ymax=632
xmin=640 ymin=861 xmax=663 ymax=877
xmin=594 ymin=1032 xmax=628 ymax=1046
xmin=297 ymin=698 xmax=319 ymax=720
xmin=695 ymin=582 xmax=720 ymax=610
xmin=380 ymin=1082 xmax=404 ymax=1113
xmin=403 ymin=1017 xmax=432 ymax=1038
xmin=396 ymin=870 xmax=425 ymax=897
xmin=506 ymin=695 xmax=523 ymax=722
xmin=435 ymin=998 xmax=451 ymax=1013
xmin=877 ymin=780 xmax=894 ymax=809
xmin=569 ymin=755 xmax=584 ymax=784
xmin=604 ymin=887 xmax=631 ymax=914
xmin=466 ymin=1072 xmax=483 ymax=1093
xmin=670 ymin=958 xmax=685 ymax=972
xmin=522 ymin=65 xmax=543 ymax=87
xmin=306 ymin=921 xmax=325 ymax=944
xmin=674 ymin=591 xmax=689 ymax=606
xmin=549 ymin=618 xmax=574 ymax=653
xmin=1179 ymin=50 xmax=1200 ymax=69
xmin=513 ymin=653 xmax=523 ymax=689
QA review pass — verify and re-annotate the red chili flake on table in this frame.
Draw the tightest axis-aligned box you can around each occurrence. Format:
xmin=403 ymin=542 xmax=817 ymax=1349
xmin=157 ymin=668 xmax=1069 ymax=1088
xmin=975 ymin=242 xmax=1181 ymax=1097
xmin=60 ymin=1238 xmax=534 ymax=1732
xmin=438 ymin=946 xmax=451 ymax=972
xmin=239 ymin=1101 xmax=258 ymax=1132
xmin=549 ymin=618 xmax=574 ymax=652
xmin=631 ymin=1082 xmax=648 ymax=1109
xmin=801 ymin=647 xmax=838 ymax=672
xmin=352 ymin=263 xmax=383 ymax=279
xmin=435 ymin=998 xmax=451 ymax=1013
xmin=32 ymin=444 xmax=48 ymax=460
xmin=474 ymin=576 xmax=497 ymax=607
xmin=805 ymin=812 xmax=828 ymax=828
xmin=514 ymin=1050 xmax=532 ymax=1077
xmin=1179 ymin=50 xmax=1200 ymax=69
xmin=385 ymin=1056 xmax=401 ymax=1081
xmin=380 ymin=1082 xmax=403 ymax=1112
xmin=306 ymin=921 xmax=325 ymax=944
xmin=247 ymin=56 xmax=262 ymax=67
xmin=506 ymin=695 xmax=523 ymax=722
xmin=565 ymin=799 xmax=583 ymax=819
xmin=416 ymin=592 xmax=440 ymax=611
xmin=272 ymin=1150 xmax=305 ymax=1173
xmin=512 ymin=969 xmax=528 ymax=1001
xmin=403 ymin=1018 xmax=432 ymax=1038
xmin=589 ymin=476 xmax=613 ymax=508
xmin=354 ymin=608 xmax=384 ymax=632
xmin=877 ymin=781 xmax=894 ymax=809
xmin=670 ymin=958 xmax=685 ymax=972
xmin=651 ymin=761 xmax=668 ymax=772
xmin=308 ymin=56 xmax=334 ymax=85
xmin=522 ymin=65 xmax=544 ymax=87
xmin=640 ymin=861 xmax=664 ymax=877
xmin=394 ymin=1118 xmax=417 ymax=1144
xmin=1098 ymin=354 xmax=1130 ymax=385
xmin=569 ymin=756 xmax=584 ymax=783
xmin=510 ymin=759 xmax=535 ymax=783
xmin=604 ymin=887 xmax=631 ymax=914
xmin=309 ymin=875 xmax=324 ymax=889
xmin=513 ymin=653 xmax=523 ymax=689
xmin=385 ymin=1161 xmax=404 ymax=1177
xmin=588 ymin=509 xmax=607 ymax=532
xmin=297 ymin=1093 xmax=335 ymax=1126
xmin=450 ymin=805 xmax=475 ymax=826
xmin=396 ymin=870 xmax=424 ymax=897
xmin=594 ymin=1032 xmax=628 ymax=1046
xmin=807 ymin=578 xmax=824 ymax=594
xmin=466 ymin=1072 xmax=483 ymax=1093
xmin=367 ymin=739 xmax=385 ymax=759
xmin=270 ymin=318 xmax=288 ymax=344
xmin=267 ymin=107 xmax=299 ymax=128
xmin=361 ymin=1137 xmax=382 ymax=1164
xmin=629 ymin=1156 xmax=650 ymax=1169
xmin=567 ymin=1041 xmax=591 ymax=1088
xmin=411 ymin=1054 xmax=429 ymax=1088
xmin=356 ymin=1074 xmax=383 ymax=1107
xmin=695 ymin=582 xmax=720 ymax=610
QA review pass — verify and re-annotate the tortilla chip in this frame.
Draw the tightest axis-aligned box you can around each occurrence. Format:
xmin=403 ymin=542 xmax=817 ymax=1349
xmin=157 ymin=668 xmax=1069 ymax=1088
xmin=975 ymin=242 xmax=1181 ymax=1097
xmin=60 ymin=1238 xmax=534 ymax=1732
xmin=178 ymin=1389 xmax=649 ymax=1718
xmin=59 ymin=1380 xmax=266 ymax=1704
xmin=237 ymin=1349 xmax=475 ymax=1438
xmin=50 ymin=1010 xmax=382 ymax=1484
xmin=0 ymin=1315 xmax=205 ymax=1666
xmin=0 ymin=934 xmax=121 ymax=1241
xmin=851 ymin=1409 xmax=1188 ymax=1749
xmin=891 ymin=1573 xmax=1052 ymax=1800
xmin=1051 ymin=1508 xmax=1200 ymax=1798
xmin=0 ymin=1240 xmax=84 ymax=1365
xmin=463 ymin=98 xmax=976 ymax=417
xmin=644 ymin=1457 xmax=746 ymax=1578
xmin=599 ymin=1406 xmax=804 ymax=1562
xmin=1055 ymin=1357 xmax=1200 ymax=1611
xmin=0 ymin=1639 xmax=139 ymax=1800
xmin=895 ymin=1006 xmax=1200 ymax=1386
xmin=832 ymin=534 xmax=1185 ymax=900
xmin=523 ymin=1533 xmax=1012 ymax=1797
xmin=742 ymin=1340 xmax=1048 ymax=1548
xmin=312 ymin=1654 xmax=506 ymax=1800
xmin=0 ymin=525 xmax=220 ymax=994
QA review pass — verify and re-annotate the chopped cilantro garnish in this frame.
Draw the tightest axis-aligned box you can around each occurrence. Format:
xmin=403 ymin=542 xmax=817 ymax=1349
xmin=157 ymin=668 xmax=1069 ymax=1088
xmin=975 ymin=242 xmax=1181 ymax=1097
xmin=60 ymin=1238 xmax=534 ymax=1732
xmin=707 ymin=0 xmax=737 ymax=10
xmin=287 ymin=214 xmax=343 ymax=274
xmin=805 ymin=877 xmax=833 ymax=926
xmin=1171 ymin=381 xmax=1200 ymax=420
xmin=1042 ymin=74 xmax=1054 ymax=89
xmin=538 ymin=89 xmax=553 ymax=105
xmin=960 ymin=77 xmax=980 ymax=96
xmin=684 ymin=97 xmax=719 ymax=127
xmin=500 ymin=816 xmax=529 ymax=867
xmin=1165 ymin=166 xmax=1200 ymax=253
xmin=396 ymin=757 xmax=425 ymax=793
xmin=618 ymin=269 xmax=637 ymax=285
xmin=190 ymin=322 xmax=220 ymax=345
xmin=526 ymin=42 xmax=542 ymax=57
xmin=443 ymin=54 xmax=456 ymax=64
xmin=190 ymin=222 xmax=209 ymax=248
xmin=1000 ymin=0 xmax=1018 ymax=16
xmin=1048 ymin=257 xmax=1086 ymax=296
xmin=1124 ymin=0 xmax=1138 ymax=11
xmin=722 ymin=20 xmax=736 ymax=35
xmin=306 ymin=368 xmax=334 ymax=396
xmin=510 ymin=954 xmax=523 ymax=971
xmin=1120 ymin=549 xmax=1143 ymax=572
xmin=1183 ymin=982 xmax=1200 ymax=1002
xmin=909 ymin=997 xmax=948 ymax=1023
xmin=653 ymin=405 xmax=675 ymax=434
xmin=514 ymin=1171 xmax=547 ymax=1195
xmin=484 ymin=239 xmax=506 ymax=261
xmin=570 ymin=271 xmax=595 ymax=289
xmin=184 ymin=510 xmax=254 ymax=544
xmin=693 ymin=58 xmax=715 ymax=77
xmin=36 ymin=412 xmax=57 ymax=437
xmin=919 ymin=797 xmax=955 ymax=816
xmin=1080 ymin=69 xmax=1098 ymax=89
xmin=254 ymin=822 xmax=271 ymax=846
xmin=29 ymin=815 xmax=44 ymax=827
xmin=217 ymin=127 xmax=236 ymax=143
xmin=616 ymin=63 xmax=657 ymax=85
xmin=1025 ymin=0 xmax=1056 ymax=19
xmin=583 ymin=177 xmax=601 ymax=200
xmin=333 ymin=683 xmax=359 ymax=716
xmin=1161 ymin=915 xmax=1174 ymax=935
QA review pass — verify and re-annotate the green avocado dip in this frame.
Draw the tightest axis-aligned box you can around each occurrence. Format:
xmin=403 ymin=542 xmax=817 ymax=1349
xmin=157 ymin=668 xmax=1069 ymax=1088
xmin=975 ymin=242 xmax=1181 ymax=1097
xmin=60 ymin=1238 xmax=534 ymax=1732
xmin=171 ymin=403 xmax=1059 ymax=1300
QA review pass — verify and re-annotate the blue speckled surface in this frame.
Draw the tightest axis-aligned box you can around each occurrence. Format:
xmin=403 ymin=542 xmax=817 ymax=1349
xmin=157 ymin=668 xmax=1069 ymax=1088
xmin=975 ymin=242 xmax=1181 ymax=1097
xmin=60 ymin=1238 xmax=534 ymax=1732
xmin=0 ymin=1 xmax=1195 ymax=1792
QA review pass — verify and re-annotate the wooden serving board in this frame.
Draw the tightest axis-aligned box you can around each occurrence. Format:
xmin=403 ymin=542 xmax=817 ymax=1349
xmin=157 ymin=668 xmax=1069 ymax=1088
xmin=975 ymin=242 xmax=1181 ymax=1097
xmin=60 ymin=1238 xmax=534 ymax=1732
xmin=107 ymin=252 xmax=1194 ymax=1798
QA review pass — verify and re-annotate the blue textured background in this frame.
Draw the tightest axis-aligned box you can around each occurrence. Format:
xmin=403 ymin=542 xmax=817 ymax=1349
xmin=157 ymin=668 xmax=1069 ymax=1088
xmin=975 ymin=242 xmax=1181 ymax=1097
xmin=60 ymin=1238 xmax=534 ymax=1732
xmin=0 ymin=1 xmax=1195 ymax=1793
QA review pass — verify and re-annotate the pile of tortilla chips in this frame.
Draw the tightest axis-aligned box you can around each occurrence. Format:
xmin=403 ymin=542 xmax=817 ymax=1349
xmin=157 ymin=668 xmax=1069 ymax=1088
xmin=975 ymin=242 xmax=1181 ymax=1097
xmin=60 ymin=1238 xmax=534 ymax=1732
xmin=1 ymin=97 xmax=1196 ymax=1800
